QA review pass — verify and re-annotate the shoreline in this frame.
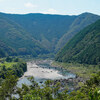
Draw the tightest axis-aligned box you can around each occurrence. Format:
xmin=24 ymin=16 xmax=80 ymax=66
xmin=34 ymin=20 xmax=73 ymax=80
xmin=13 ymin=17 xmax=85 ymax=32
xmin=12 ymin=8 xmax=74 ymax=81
xmin=51 ymin=61 xmax=89 ymax=89
xmin=18 ymin=60 xmax=79 ymax=90
xmin=18 ymin=60 xmax=76 ymax=82
xmin=51 ymin=61 xmax=100 ymax=79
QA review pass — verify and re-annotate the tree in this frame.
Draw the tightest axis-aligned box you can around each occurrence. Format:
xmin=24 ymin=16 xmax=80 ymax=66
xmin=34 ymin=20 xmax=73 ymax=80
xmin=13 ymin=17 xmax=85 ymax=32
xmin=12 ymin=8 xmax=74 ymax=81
xmin=0 ymin=71 xmax=18 ymax=100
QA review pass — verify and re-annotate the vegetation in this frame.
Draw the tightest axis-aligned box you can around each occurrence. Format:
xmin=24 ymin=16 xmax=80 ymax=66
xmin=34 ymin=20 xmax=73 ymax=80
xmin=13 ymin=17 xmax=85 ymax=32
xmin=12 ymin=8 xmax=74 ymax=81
xmin=0 ymin=57 xmax=99 ymax=100
xmin=56 ymin=19 xmax=100 ymax=65
xmin=0 ymin=57 xmax=27 ymax=78
xmin=0 ymin=12 xmax=99 ymax=56
xmin=4 ymin=13 xmax=76 ymax=52
xmin=67 ymin=72 xmax=100 ymax=100
xmin=0 ymin=57 xmax=27 ymax=100
xmin=0 ymin=12 xmax=100 ymax=100
xmin=0 ymin=71 xmax=100 ymax=100
xmin=56 ymin=12 xmax=100 ymax=51
xmin=0 ymin=13 xmax=48 ymax=57
xmin=52 ymin=61 xmax=100 ymax=80
xmin=0 ymin=72 xmax=18 ymax=100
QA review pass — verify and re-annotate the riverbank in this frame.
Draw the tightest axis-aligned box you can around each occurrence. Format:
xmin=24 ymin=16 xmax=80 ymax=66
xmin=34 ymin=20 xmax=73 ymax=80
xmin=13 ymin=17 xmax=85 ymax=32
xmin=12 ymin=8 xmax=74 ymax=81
xmin=51 ymin=61 xmax=100 ymax=89
xmin=23 ymin=61 xmax=65 ymax=79
xmin=17 ymin=60 xmax=75 ymax=88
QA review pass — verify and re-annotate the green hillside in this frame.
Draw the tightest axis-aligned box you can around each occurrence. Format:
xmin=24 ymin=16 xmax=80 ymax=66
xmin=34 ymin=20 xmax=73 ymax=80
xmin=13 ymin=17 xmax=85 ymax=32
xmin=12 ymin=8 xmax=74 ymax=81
xmin=0 ymin=12 xmax=100 ymax=57
xmin=56 ymin=13 xmax=100 ymax=51
xmin=0 ymin=40 xmax=16 ymax=57
xmin=2 ymin=12 xmax=100 ymax=52
xmin=4 ymin=13 xmax=76 ymax=51
xmin=0 ymin=13 xmax=48 ymax=57
xmin=55 ymin=20 xmax=100 ymax=65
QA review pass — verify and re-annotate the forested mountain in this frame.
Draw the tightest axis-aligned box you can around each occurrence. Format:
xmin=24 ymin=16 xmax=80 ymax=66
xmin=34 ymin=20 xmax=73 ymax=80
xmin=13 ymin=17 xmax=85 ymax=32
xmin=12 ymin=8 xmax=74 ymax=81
xmin=3 ymin=13 xmax=76 ymax=51
xmin=0 ymin=40 xmax=15 ymax=57
xmin=0 ymin=12 xmax=100 ymax=57
xmin=0 ymin=13 xmax=48 ymax=57
xmin=56 ymin=13 xmax=100 ymax=51
xmin=1 ymin=12 xmax=100 ymax=52
xmin=55 ymin=19 xmax=100 ymax=65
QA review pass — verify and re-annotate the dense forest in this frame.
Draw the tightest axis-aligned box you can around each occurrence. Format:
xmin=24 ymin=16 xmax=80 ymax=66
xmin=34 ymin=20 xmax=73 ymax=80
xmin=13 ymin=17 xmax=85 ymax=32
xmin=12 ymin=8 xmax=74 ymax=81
xmin=0 ymin=12 xmax=100 ymax=58
xmin=55 ymin=19 xmax=100 ymax=65
xmin=0 ymin=14 xmax=48 ymax=57
xmin=0 ymin=57 xmax=27 ymax=79
xmin=0 ymin=70 xmax=100 ymax=100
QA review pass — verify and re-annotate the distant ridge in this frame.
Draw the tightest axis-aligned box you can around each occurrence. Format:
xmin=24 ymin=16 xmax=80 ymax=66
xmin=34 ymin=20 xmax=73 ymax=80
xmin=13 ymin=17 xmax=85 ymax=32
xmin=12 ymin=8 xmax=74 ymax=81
xmin=0 ymin=12 xmax=100 ymax=57
xmin=56 ymin=12 xmax=100 ymax=51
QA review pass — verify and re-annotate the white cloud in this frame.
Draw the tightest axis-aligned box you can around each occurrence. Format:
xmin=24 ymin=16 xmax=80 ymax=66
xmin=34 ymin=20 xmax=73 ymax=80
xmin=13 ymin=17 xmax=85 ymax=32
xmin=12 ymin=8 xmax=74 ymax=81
xmin=43 ymin=8 xmax=58 ymax=14
xmin=24 ymin=2 xmax=38 ymax=8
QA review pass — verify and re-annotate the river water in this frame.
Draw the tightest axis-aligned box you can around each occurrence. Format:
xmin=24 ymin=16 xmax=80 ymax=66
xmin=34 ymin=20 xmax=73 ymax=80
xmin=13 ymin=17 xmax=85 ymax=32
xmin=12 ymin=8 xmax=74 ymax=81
xmin=17 ymin=60 xmax=76 ymax=87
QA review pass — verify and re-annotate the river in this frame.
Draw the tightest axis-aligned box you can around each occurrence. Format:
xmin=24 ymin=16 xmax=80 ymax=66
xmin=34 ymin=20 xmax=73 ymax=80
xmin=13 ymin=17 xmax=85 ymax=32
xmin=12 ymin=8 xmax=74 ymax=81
xmin=17 ymin=59 xmax=76 ymax=87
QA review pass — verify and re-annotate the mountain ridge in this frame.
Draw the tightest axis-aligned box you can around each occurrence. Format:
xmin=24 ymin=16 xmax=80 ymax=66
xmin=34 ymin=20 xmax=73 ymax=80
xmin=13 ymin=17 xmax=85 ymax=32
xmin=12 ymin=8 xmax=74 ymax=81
xmin=56 ymin=12 xmax=100 ymax=51
xmin=0 ymin=13 xmax=48 ymax=57
xmin=55 ymin=19 xmax=100 ymax=64
xmin=0 ymin=12 xmax=100 ymax=57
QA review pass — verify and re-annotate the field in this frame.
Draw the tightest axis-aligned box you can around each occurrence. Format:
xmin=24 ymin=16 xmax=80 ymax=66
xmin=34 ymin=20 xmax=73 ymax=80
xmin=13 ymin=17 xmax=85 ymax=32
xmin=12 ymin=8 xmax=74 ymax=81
xmin=0 ymin=62 xmax=17 ymax=69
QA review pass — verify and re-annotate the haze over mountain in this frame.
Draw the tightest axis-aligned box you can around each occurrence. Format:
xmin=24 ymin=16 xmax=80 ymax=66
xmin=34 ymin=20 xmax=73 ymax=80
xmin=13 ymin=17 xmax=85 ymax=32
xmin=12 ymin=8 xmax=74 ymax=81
xmin=0 ymin=12 xmax=100 ymax=57
xmin=55 ymin=19 xmax=100 ymax=65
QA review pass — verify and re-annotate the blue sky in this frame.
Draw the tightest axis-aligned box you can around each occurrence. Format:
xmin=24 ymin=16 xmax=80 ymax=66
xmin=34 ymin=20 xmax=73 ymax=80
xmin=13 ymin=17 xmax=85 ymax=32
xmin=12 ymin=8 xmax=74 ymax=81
xmin=0 ymin=0 xmax=100 ymax=15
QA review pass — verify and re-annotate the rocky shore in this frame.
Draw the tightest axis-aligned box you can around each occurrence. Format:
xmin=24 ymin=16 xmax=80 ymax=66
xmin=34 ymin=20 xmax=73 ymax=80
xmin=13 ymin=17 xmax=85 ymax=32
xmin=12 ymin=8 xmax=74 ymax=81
xmin=52 ymin=76 xmax=85 ymax=90
xmin=51 ymin=62 xmax=87 ymax=90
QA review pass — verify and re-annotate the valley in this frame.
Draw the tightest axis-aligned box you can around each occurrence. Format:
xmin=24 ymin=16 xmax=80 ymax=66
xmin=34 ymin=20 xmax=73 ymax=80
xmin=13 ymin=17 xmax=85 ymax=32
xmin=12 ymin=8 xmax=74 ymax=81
xmin=0 ymin=11 xmax=100 ymax=100
xmin=0 ymin=12 xmax=100 ymax=58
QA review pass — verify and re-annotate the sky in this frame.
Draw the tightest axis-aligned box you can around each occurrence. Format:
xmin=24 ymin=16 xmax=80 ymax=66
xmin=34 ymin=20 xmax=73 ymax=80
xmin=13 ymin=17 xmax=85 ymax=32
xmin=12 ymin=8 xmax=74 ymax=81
xmin=0 ymin=0 xmax=100 ymax=15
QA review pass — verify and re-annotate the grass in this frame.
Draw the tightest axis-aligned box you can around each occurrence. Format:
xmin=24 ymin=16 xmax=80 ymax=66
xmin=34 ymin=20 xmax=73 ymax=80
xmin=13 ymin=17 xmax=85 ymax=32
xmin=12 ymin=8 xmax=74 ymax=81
xmin=0 ymin=62 xmax=17 ymax=69
xmin=52 ymin=61 xmax=100 ymax=80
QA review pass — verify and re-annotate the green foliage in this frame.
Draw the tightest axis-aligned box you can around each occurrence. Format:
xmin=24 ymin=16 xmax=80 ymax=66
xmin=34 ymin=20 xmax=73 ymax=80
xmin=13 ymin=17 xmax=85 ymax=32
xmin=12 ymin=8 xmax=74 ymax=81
xmin=16 ymin=77 xmax=61 ymax=100
xmin=52 ymin=61 xmax=100 ymax=79
xmin=0 ymin=57 xmax=27 ymax=78
xmin=5 ymin=13 xmax=76 ymax=52
xmin=56 ymin=12 xmax=100 ymax=51
xmin=6 ymin=56 xmax=13 ymax=62
xmin=0 ymin=72 xmax=18 ymax=100
xmin=0 ymin=12 xmax=99 ymax=56
xmin=9 ymin=72 xmax=100 ymax=100
xmin=0 ymin=13 xmax=48 ymax=57
xmin=0 ymin=70 xmax=100 ymax=100
xmin=67 ymin=72 xmax=100 ymax=100
xmin=56 ymin=19 xmax=100 ymax=65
